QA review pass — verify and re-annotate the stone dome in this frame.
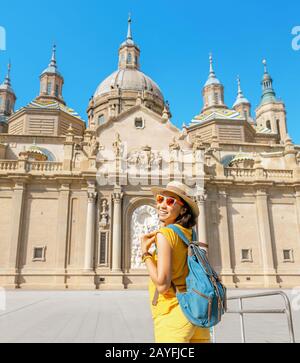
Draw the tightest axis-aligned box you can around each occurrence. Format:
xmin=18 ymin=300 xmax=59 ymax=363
xmin=94 ymin=69 xmax=164 ymax=101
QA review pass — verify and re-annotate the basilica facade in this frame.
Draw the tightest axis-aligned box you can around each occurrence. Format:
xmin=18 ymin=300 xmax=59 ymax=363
xmin=0 ymin=19 xmax=300 ymax=290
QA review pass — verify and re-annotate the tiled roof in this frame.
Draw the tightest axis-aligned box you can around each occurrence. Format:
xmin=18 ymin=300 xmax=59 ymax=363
xmin=17 ymin=99 xmax=84 ymax=121
xmin=190 ymin=109 xmax=243 ymax=125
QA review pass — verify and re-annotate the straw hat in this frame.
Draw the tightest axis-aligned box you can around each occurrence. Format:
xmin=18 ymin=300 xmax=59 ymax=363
xmin=151 ymin=181 xmax=199 ymax=218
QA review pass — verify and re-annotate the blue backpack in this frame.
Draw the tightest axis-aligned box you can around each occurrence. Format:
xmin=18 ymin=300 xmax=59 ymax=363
xmin=153 ymin=224 xmax=227 ymax=329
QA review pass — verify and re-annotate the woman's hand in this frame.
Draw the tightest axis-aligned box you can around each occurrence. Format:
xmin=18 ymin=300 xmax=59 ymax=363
xmin=141 ymin=232 xmax=157 ymax=254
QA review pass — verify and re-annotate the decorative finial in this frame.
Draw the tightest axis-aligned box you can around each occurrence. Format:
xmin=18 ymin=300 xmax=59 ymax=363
xmin=4 ymin=60 xmax=11 ymax=86
xmin=127 ymin=13 xmax=132 ymax=40
xmin=209 ymin=53 xmax=214 ymax=75
xmin=263 ymin=59 xmax=268 ymax=73
xmin=49 ymin=44 xmax=57 ymax=68
xmin=237 ymin=75 xmax=243 ymax=97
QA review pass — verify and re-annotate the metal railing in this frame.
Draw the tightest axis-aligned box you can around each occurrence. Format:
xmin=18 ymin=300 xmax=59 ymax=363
xmin=212 ymin=291 xmax=296 ymax=343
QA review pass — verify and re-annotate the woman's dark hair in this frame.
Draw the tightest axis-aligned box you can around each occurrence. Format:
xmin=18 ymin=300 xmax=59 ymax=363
xmin=175 ymin=200 xmax=197 ymax=229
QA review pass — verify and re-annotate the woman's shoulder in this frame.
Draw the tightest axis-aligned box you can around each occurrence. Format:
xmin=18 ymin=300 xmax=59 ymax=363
xmin=157 ymin=224 xmax=192 ymax=248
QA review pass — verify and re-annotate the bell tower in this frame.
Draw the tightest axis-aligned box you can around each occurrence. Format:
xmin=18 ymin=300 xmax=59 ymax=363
xmin=0 ymin=62 xmax=16 ymax=132
xmin=37 ymin=45 xmax=65 ymax=105
xmin=201 ymin=54 xmax=227 ymax=112
xmin=118 ymin=15 xmax=140 ymax=71
xmin=255 ymin=60 xmax=287 ymax=142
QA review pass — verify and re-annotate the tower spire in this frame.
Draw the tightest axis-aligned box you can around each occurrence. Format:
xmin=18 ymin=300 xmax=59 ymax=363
xmin=4 ymin=61 xmax=11 ymax=87
xmin=118 ymin=14 xmax=140 ymax=70
xmin=127 ymin=14 xmax=132 ymax=40
xmin=209 ymin=53 xmax=215 ymax=76
xmin=49 ymin=44 xmax=57 ymax=69
xmin=38 ymin=44 xmax=65 ymax=104
xmin=204 ymin=53 xmax=221 ymax=87
xmin=233 ymin=76 xmax=250 ymax=115
xmin=260 ymin=59 xmax=277 ymax=105
xmin=233 ymin=76 xmax=249 ymax=105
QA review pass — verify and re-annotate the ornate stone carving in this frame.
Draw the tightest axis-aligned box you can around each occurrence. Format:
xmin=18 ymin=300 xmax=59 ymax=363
xmin=113 ymin=188 xmax=123 ymax=203
xmin=99 ymin=199 xmax=109 ymax=228
xmin=192 ymin=135 xmax=204 ymax=154
xmin=89 ymin=136 xmax=99 ymax=157
xmin=196 ymin=192 xmax=207 ymax=204
xmin=113 ymin=133 xmax=123 ymax=158
xmin=169 ymin=136 xmax=180 ymax=151
xmin=87 ymin=191 xmax=97 ymax=203
xmin=128 ymin=151 xmax=140 ymax=166
xmin=152 ymin=152 xmax=163 ymax=168
xmin=169 ymin=137 xmax=181 ymax=162
xmin=131 ymin=205 xmax=160 ymax=270
xmin=127 ymin=146 xmax=161 ymax=170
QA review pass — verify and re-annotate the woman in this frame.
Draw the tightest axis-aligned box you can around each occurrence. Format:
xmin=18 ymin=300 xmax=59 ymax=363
xmin=141 ymin=181 xmax=211 ymax=343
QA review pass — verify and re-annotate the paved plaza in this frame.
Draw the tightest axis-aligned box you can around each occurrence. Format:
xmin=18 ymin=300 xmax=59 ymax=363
xmin=0 ymin=289 xmax=299 ymax=343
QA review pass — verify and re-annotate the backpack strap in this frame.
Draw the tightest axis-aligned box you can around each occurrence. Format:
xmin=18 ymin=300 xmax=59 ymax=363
xmin=168 ymin=225 xmax=191 ymax=247
xmin=169 ymin=225 xmax=208 ymax=249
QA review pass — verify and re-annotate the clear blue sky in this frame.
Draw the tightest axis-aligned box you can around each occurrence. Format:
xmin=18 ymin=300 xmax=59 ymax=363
xmin=1 ymin=0 xmax=299 ymax=144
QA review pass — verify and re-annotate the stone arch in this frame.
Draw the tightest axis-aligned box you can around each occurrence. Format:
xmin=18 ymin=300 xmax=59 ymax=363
xmin=123 ymin=197 xmax=160 ymax=272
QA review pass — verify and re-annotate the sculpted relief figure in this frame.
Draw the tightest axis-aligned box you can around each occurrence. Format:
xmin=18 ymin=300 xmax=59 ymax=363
xmin=169 ymin=136 xmax=181 ymax=162
xmin=99 ymin=199 xmax=109 ymax=228
xmin=89 ymin=135 xmax=100 ymax=157
xmin=128 ymin=151 xmax=140 ymax=166
xmin=113 ymin=133 xmax=123 ymax=158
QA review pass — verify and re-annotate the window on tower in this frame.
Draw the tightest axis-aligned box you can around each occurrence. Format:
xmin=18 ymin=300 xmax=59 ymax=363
xmin=47 ymin=82 xmax=52 ymax=95
xmin=55 ymin=84 xmax=59 ymax=97
xmin=266 ymin=120 xmax=271 ymax=130
xmin=5 ymin=99 xmax=10 ymax=113
xmin=98 ymin=115 xmax=105 ymax=126
xmin=214 ymin=92 xmax=219 ymax=104
xmin=127 ymin=53 xmax=132 ymax=64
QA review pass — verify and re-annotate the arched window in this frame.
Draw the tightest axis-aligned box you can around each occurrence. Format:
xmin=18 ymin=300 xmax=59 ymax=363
xmin=98 ymin=115 xmax=105 ymax=126
xmin=0 ymin=96 xmax=3 ymax=107
xmin=266 ymin=120 xmax=271 ymax=130
xmin=127 ymin=53 xmax=132 ymax=64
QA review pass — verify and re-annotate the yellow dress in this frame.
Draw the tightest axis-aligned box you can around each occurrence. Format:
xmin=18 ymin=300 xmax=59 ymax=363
xmin=148 ymin=224 xmax=211 ymax=343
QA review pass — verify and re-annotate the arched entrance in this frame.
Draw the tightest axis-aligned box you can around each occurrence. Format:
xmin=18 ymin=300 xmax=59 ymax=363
xmin=130 ymin=205 xmax=160 ymax=269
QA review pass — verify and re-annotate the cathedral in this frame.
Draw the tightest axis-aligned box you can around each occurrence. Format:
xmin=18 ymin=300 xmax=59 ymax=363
xmin=0 ymin=18 xmax=299 ymax=290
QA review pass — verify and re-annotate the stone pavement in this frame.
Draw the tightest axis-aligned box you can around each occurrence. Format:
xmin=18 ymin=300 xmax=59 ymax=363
xmin=0 ymin=290 xmax=299 ymax=343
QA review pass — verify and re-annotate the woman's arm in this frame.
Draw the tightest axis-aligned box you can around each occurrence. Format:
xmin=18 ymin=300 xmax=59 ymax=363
xmin=142 ymin=232 xmax=172 ymax=294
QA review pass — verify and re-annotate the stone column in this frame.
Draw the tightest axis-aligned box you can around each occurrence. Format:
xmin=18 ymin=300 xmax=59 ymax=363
xmin=218 ymin=189 xmax=233 ymax=276
xmin=55 ymin=184 xmax=70 ymax=273
xmin=7 ymin=182 xmax=26 ymax=286
xmin=111 ymin=187 xmax=123 ymax=272
xmin=256 ymin=188 xmax=277 ymax=287
xmin=84 ymin=187 xmax=97 ymax=271
xmin=196 ymin=192 xmax=207 ymax=244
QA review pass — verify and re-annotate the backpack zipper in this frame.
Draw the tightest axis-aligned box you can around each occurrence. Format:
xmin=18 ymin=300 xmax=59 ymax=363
xmin=192 ymin=289 xmax=213 ymax=323
xmin=192 ymin=288 xmax=210 ymax=300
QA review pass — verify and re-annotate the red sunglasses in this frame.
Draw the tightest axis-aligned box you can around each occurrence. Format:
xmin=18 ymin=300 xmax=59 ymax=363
xmin=156 ymin=194 xmax=184 ymax=207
